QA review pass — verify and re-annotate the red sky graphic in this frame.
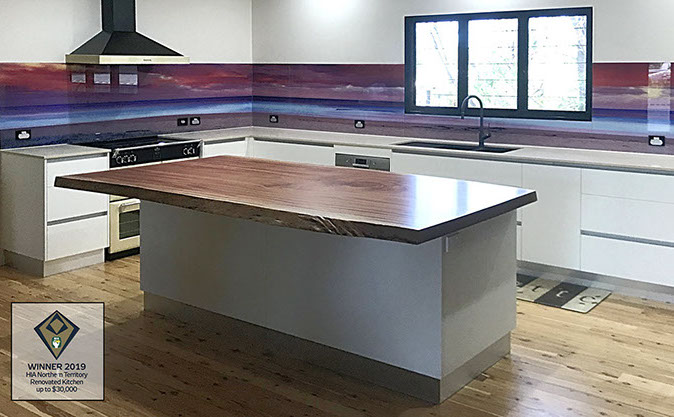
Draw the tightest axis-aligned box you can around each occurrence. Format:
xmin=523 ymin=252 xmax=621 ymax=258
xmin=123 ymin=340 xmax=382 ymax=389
xmin=0 ymin=63 xmax=252 ymax=108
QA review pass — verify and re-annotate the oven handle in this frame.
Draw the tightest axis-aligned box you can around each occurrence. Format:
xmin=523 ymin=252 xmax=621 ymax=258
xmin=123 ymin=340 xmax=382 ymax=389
xmin=118 ymin=201 xmax=140 ymax=213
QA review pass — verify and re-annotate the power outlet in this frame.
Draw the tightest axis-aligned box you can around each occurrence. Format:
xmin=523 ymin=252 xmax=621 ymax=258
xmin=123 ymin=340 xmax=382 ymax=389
xmin=15 ymin=129 xmax=32 ymax=140
xmin=649 ymin=135 xmax=665 ymax=146
xmin=190 ymin=117 xmax=201 ymax=126
xmin=177 ymin=117 xmax=189 ymax=127
xmin=269 ymin=115 xmax=279 ymax=124
xmin=354 ymin=120 xmax=366 ymax=129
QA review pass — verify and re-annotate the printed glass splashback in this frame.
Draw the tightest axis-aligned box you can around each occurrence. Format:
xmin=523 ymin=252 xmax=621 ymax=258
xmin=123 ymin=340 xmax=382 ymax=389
xmin=1 ymin=62 xmax=672 ymax=154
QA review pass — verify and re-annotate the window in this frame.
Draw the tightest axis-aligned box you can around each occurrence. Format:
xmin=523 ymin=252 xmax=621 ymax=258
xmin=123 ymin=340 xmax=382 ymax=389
xmin=405 ymin=8 xmax=592 ymax=121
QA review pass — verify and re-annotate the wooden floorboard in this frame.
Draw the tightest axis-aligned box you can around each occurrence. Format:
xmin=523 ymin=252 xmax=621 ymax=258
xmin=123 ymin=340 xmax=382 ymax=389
xmin=1 ymin=256 xmax=673 ymax=417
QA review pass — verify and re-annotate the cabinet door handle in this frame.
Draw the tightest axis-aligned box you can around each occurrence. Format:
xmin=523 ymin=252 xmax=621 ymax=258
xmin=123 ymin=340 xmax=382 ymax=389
xmin=119 ymin=202 xmax=140 ymax=213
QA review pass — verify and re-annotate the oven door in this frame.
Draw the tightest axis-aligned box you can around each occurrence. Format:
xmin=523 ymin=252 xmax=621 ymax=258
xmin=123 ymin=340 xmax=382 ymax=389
xmin=109 ymin=198 xmax=140 ymax=255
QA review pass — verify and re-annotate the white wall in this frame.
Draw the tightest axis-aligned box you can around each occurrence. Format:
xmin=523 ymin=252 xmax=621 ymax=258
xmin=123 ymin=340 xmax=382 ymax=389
xmin=252 ymin=0 xmax=674 ymax=64
xmin=3 ymin=1 xmax=667 ymax=64
xmin=138 ymin=0 xmax=252 ymax=63
xmin=0 ymin=0 xmax=252 ymax=63
xmin=0 ymin=0 xmax=100 ymax=63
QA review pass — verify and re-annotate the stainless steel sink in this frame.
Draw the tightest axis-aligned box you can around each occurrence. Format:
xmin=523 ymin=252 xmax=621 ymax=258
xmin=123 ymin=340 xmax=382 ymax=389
xmin=396 ymin=141 xmax=519 ymax=154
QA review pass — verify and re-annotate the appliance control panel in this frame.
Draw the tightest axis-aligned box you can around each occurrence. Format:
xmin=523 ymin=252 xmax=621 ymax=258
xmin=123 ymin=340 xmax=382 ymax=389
xmin=162 ymin=142 xmax=201 ymax=162
xmin=111 ymin=149 xmax=142 ymax=168
xmin=109 ymin=141 xmax=202 ymax=168
xmin=335 ymin=153 xmax=391 ymax=172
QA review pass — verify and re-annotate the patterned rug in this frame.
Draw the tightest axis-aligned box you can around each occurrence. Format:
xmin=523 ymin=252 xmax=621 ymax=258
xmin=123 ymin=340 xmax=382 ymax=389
xmin=517 ymin=275 xmax=611 ymax=313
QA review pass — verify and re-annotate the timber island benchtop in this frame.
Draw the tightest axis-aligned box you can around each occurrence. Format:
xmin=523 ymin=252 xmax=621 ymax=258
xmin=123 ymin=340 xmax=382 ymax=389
xmin=55 ymin=155 xmax=536 ymax=244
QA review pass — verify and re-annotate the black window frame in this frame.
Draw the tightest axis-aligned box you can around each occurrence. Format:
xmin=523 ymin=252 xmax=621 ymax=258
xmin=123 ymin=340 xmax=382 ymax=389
xmin=405 ymin=7 xmax=593 ymax=121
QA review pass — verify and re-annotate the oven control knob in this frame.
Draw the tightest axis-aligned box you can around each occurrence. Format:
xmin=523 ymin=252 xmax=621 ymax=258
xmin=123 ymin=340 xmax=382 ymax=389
xmin=116 ymin=156 xmax=124 ymax=164
xmin=183 ymin=148 xmax=188 ymax=156
xmin=130 ymin=154 xmax=137 ymax=163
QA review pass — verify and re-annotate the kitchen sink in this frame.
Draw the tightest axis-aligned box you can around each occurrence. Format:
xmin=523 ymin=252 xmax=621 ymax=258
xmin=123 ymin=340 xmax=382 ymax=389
xmin=396 ymin=141 xmax=519 ymax=154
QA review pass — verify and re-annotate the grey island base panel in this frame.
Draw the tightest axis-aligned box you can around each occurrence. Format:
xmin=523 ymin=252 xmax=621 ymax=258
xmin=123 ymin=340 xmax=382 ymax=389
xmin=140 ymin=202 xmax=519 ymax=403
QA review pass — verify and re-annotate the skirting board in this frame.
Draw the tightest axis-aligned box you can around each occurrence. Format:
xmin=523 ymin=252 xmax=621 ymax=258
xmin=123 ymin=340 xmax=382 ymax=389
xmin=2 ymin=249 xmax=105 ymax=277
xmin=144 ymin=292 xmax=510 ymax=404
xmin=519 ymin=261 xmax=674 ymax=304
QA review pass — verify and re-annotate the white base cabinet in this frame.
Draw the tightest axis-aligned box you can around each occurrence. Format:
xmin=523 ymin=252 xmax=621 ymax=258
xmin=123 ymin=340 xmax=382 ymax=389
xmin=392 ymin=149 xmax=674 ymax=289
xmin=391 ymin=153 xmax=522 ymax=187
xmin=248 ymin=139 xmax=334 ymax=166
xmin=0 ymin=148 xmax=109 ymax=276
xmin=46 ymin=215 xmax=109 ymax=261
xmin=391 ymin=152 xmax=524 ymax=258
xmin=580 ymin=168 xmax=674 ymax=288
xmin=196 ymin=137 xmax=674 ymax=290
xmin=581 ymin=235 xmax=674 ymax=287
xmin=200 ymin=138 xmax=335 ymax=166
xmin=3 ymin=136 xmax=671 ymax=291
xmin=581 ymin=194 xmax=674 ymax=243
xmin=521 ymin=164 xmax=581 ymax=270
xmin=201 ymin=139 xmax=249 ymax=158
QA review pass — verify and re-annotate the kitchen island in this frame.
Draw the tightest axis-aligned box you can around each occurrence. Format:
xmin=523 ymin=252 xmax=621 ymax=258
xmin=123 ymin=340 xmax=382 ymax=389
xmin=56 ymin=155 xmax=536 ymax=403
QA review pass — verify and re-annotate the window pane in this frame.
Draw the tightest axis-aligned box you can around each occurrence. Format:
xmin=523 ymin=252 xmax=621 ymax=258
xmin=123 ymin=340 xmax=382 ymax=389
xmin=529 ymin=15 xmax=588 ymax=111
xmin=415 ymin=21 xmax=459 ymax=107
xmin=468 ymin=18 xmax=518 ymax=109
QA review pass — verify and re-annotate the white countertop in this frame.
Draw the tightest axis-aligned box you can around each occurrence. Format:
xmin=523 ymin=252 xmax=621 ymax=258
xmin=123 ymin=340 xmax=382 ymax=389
xmin=165 ymin=127 xmax=674 ymax=176
xmin=1 ymin=144 xmax=109 ymax=160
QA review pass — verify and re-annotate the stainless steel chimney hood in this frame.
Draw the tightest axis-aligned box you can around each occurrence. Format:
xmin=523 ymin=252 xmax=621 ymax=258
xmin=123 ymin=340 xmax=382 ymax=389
xmin=66 ymin=0 xmax=189 ymax=65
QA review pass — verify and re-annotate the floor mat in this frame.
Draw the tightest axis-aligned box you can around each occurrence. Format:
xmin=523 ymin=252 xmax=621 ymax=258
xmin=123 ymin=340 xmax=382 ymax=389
xmin=517 ymin=275 xmax=611 ymax=313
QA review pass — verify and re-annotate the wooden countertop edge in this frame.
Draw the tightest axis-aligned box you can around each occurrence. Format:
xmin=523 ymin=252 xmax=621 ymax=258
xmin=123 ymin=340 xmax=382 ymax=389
xmin=55 ymin=176 xmax=537 ymax=245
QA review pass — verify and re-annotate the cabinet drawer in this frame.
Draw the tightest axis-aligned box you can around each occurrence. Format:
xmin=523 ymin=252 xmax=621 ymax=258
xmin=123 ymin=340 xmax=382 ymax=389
xmin=202 ymin=141 xmax=247 ymax=158
xmin=581 ymin=235 xmax=674 ymax=287
xmin=392 ymin=153 xmax=522 ymax=187
xmin=334 ymin=145 xmax=391 ymax=158
xmin=46 ymin=156 xmax=108 ymax=187
xmin=47 ymin=187 xmax=108 ymax=222
xmin=582 ymin=169 xmax=674 ymax=203
xmin=46 ymin=215 xmax=108 ymax=261
xmin=249 ymin=140 xmax=334 ymax=166
xmin=581 ymin=195 xmax=674 ymax=244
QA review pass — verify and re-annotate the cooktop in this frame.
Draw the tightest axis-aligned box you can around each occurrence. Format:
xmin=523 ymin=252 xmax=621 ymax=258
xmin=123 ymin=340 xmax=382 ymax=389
xmin=82 ymin=136 xmax=183 ymax=150
xmin=82 ymin=136 xmax=201 ymax=168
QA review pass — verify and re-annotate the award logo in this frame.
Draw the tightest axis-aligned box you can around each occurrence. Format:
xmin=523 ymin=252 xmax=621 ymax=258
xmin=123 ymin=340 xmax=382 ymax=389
xmin=12 ymin=303 xmax=104 ymax=401
xmin=34 ymin=310 xmax=80 ymax=360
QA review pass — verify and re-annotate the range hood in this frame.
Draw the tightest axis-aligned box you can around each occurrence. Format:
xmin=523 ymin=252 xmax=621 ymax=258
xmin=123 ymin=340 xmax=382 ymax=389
xmin=66 ymin=0 xmax=189 ymax=65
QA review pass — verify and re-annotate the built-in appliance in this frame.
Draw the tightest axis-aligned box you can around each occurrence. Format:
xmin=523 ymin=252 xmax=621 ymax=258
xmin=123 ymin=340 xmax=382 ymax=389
xmin=88 ymin=136 xmax=201 ymax=169
xmin=66 ymin=0 xmax=189 ymax=65
xmin=109 ymin=197 xmax=140 ymax=256
xmin=83 ymin=136 xmax=201 ymax=259
xmin=335 ymin=153 xmax=390 ymax=172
